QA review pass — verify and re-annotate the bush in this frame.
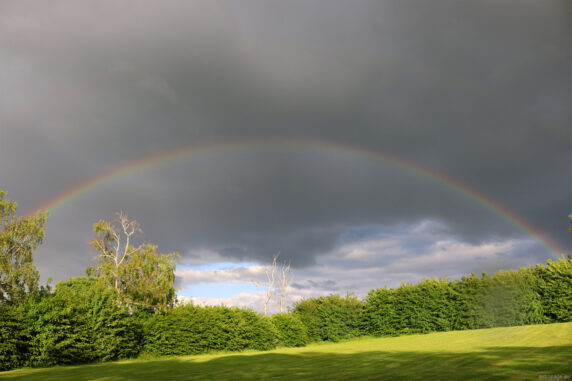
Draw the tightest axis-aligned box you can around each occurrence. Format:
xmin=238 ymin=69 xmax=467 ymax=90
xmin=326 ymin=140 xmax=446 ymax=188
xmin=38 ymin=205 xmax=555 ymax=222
xmin=142 ymin=304 xmax=277 ymax=356
xmin=361 ymin=278 xmax=454 ymax=336
xmin=293 ymin=294 xmax=363 ymax=342
xmin=0 ymin=304 xmax=28 ymax=371
xmin=360 ymin=287 xmax=398 ymax=336
xmin=450 ymin=273 xmax=489 ymax=330
xmin=25 ymin=277 xmax=141 ymax=367
xmin=271 ymin=313 xmax=309 ymax=347
xmin=3 ymin=256 xmax=568 ymax=371
xmin=394 ymin=278 xmax=455 ymax=334
xmin=533 ymin=256 xmax=572 ymax=323
xmin=478 ymin=269 xmax=543 ymax=328
xmin=141 ymin=305 xmax=206 ymax=356
xmin=233 ymin=309 xmax=277 ymax=351
xmin=360 ymin=257 xmax=572 ymax=336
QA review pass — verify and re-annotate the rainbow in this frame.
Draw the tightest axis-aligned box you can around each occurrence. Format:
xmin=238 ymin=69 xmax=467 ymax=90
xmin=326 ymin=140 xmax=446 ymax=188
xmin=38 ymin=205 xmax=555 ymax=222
xmin=31 ymin=138 xmax=563 ymax=257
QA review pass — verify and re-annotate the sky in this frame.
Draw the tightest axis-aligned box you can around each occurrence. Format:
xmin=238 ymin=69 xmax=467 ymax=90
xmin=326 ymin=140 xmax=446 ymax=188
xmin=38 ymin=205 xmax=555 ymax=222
xmin=1 ymin=0 xmax=570 ymax=312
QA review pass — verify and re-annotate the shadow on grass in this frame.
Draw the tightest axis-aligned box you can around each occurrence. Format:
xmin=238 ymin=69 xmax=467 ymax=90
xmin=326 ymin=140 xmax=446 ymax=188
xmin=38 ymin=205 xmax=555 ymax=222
xmin=1 ymin=345 xmax=570 ymax=381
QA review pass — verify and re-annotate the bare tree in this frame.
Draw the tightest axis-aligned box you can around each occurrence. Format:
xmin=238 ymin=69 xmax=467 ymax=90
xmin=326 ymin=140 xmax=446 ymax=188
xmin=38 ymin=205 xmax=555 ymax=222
xmin=277 ymin=259 xmax=293 ymax=313
xmin=252 ymin=252 xmax=294 ymax=316
xmin=90 ymin=211 xmax=143 ymax=292
xmin=261 ymin=253 xmax=279 ymax=317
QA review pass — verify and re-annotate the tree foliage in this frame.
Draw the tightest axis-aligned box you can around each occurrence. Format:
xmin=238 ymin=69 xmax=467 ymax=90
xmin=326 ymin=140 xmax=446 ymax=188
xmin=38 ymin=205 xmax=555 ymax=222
xmin=0 ymin=190 xmax=47 ymax=305
xmin=88 ymin=212 xmax=178 ymax=311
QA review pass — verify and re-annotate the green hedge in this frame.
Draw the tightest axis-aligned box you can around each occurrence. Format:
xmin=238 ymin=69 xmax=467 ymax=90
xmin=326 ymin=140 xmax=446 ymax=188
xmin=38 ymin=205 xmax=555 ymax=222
xmin=533 ymin=257 xmax=572 ymax=322
xmin=0 ymin=304 xmax=28 ymax=371
xmin=360 ymin=256 xmax=572 ymax=337
xmin=271 ymin=313 xmax=309 ymax=347
xmin=360 ymin=278 xmax=455 ymax=336
xmin=142 ymin=304 xmax=277 ymax=356
xmin=292 ymin=294 xmax=363 ymax=342
xmin=476 ymin=269 xmax=543 ymax=328
xmin=24 ymin=277 xmax=141 ymax=367
xmin=2 ymin=256 xmax=569 ymax=372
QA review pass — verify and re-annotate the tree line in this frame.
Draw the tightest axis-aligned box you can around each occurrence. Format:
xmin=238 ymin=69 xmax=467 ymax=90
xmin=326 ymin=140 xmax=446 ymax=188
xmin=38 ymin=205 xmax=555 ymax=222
xmin=1 ymin=190 xmax=571 ymax=370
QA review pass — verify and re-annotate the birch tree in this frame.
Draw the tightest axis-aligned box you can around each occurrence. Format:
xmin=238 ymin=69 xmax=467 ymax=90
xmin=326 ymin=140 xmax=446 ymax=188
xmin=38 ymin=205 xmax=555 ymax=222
xmin=277 ymin=259 xmax=293 ymax=313
xmin=261 ymin=253 xmax=278 ymax=317
xmin=254 ymin=252 xmax=293 ymax=316
xmin=0 ymin=190 xmax=47 ymax=304
xmin=88 ymin=212 xmax=178 ymax=310
xmin=89 ymin=212 xmax=142 ymax=293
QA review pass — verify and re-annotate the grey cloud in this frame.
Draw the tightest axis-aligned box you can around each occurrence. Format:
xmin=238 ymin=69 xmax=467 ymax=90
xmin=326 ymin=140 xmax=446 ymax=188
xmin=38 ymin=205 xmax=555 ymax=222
xmin=0 ymin=0 xmax=569 ymax=285
xmin=291 ymin=279 xmax=338 ymax=292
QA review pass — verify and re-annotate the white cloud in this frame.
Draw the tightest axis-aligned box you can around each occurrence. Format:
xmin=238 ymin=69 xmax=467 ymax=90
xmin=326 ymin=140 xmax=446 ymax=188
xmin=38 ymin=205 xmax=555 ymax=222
xmin=176 ymin=265 xmax=267 ymax=285
xmin=174 ymin=222 xmax=541 ymax=314
xmin=178 ymin=289 xmax=310 ymax=315
xmin=385 ymin=239 xmax=518 ymax=273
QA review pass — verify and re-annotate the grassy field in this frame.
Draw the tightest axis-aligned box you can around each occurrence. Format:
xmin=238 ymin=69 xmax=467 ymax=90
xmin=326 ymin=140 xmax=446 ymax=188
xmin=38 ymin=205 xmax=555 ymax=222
xmin=1 ymin=323 xmax=570 ymax=381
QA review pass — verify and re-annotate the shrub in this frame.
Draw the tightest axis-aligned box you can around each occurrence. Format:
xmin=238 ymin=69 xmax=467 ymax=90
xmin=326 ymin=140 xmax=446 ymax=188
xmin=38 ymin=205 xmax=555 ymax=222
xmin=360 ymin=287 xmax=398 ymax=336
xmin=143 ymin=304 xmax=277 ymax=356
xmin=271 ymin=313 xmax=309 ymax=347
xmin=233 ymin=309 xmax=278 ymax=351
xmin=361 ymin=279 xmax=454 ymax=337
xmin=293 ymin=294 xmax=363 ymax=342
xmin=478 ymin=269 xmax=543 ymax=328
xmin=533 ymin=256 xmax=572 ymax=323
xmin=360 ymin=257 xmax=571 ymax=336
xmin=0 ymin=304 xmax=28 ymax=371
xmin=450 ymin=273 xmax=490 ymax=330
xmin=25 ymin=277 xmax=141 ymax=367
xmin=394 ymin=278 xmax=455 ymax=334
xmin=142 ymin=305 xmax=206 ymax=356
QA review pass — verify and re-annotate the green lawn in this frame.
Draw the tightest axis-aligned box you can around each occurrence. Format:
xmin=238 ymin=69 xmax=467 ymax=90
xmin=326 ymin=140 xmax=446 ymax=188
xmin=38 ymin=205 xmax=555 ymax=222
xmin=2 ymin=323 xmax=571 ymax=380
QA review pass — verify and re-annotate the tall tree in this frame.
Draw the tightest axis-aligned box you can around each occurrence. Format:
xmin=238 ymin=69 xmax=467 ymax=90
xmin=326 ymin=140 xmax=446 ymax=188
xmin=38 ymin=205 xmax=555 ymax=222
xmin=120 ymin=244 xmax=178 ymax=310
xmin=253 ymin=253 xmax=294 ymax=316
xmin=262 ymin=253 xmax=278 ymax=317
xmin=89 ymin=212 xmax=143 ymax=293
xmin=88 ymin=212 xmax=178 ymax=311
xmin=0 ymin=190 xmax=47 ymax=304
xmin=277 ymin=256 xmax=293 ymax=313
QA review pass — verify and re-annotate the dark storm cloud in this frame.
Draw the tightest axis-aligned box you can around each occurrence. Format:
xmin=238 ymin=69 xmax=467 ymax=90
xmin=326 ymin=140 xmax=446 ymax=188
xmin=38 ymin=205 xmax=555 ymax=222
xmin=1 ymin=0 xmax=570 ymax=284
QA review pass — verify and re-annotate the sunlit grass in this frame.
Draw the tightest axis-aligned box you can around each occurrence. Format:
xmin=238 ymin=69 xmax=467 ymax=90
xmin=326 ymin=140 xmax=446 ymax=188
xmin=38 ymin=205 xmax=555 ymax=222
xmin=1 ymin=323 xmax=570 ymax=380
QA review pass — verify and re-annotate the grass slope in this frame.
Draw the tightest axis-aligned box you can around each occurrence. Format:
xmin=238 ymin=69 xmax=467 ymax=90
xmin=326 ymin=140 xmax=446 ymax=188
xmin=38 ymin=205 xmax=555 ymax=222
xmin=1 ymin=323 xmax=571 ymax=381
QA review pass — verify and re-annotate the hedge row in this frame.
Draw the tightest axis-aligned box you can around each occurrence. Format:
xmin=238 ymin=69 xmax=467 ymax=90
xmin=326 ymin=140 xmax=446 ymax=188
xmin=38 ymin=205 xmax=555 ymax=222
xmin=142 ymin=304 xmax=278 ymax=356
xmin=270 ymin=313 xmax=309 ymax=347
xmin=292 ymin=257 xmax=570 ymax=341
xmin=1 ymin=256 xmax=570 ymax=371
xmin=20 ymin=278 xmax=141 ymax=368
xmin=360 ymin=256 xmax=571 ymax=336
xmin=0 ymin=278 xmax=299 ymax=370
xmin=292 ymin=293 xmax=362 ymax=342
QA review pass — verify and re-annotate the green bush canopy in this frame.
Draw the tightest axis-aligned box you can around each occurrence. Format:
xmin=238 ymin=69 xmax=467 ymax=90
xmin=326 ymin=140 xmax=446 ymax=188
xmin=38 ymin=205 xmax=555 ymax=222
xmin=1 ymin=256 xmax=570 ymax=371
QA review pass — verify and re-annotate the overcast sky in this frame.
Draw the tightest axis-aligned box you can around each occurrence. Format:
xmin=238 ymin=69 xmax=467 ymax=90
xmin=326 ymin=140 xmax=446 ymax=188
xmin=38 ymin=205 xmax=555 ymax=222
xmin=1 ymin=0 xmax=570 ymax=311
